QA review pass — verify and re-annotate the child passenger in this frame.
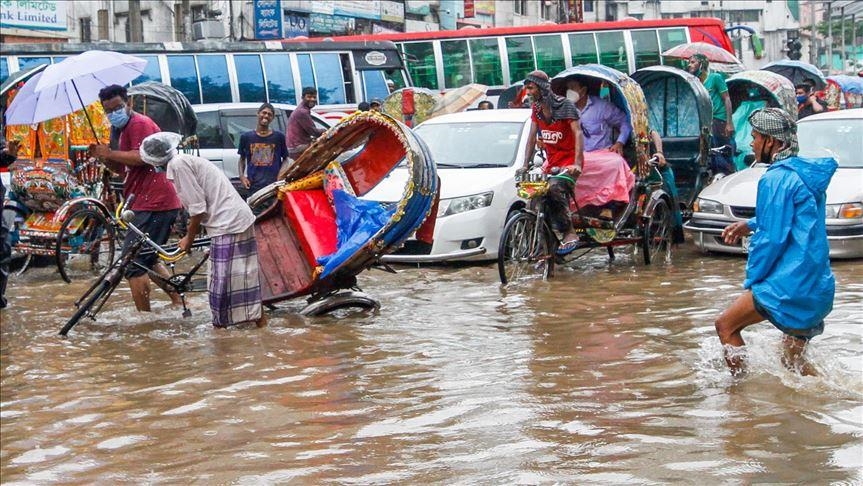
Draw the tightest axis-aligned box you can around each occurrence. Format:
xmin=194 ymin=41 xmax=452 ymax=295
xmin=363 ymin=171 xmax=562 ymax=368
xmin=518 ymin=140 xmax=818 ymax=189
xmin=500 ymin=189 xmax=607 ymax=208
xmin=139 ymin=132 xmax=267 ymax=328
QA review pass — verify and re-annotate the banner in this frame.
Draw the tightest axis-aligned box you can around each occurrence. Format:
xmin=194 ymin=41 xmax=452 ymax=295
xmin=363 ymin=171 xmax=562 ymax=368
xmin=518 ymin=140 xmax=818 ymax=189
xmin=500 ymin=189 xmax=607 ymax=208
xmin=380 ymin=1 xmax=405 ymax=23
xmin=253 ymin=0 xmax=283 ymax=39
xmin=475 ymin=0 xmax=495 ymax=16
xmin=333 ymin=0 xmax=381 ymax=20
xmin=0 ymin=0 xmax=67 ymax=31
xmin=284 ymin=12 xmax=310 ymax=38
xmin=464 ymin=0 xmax=474 ymax=18
xmin=309 ymin=13 xmax=355 ymax=34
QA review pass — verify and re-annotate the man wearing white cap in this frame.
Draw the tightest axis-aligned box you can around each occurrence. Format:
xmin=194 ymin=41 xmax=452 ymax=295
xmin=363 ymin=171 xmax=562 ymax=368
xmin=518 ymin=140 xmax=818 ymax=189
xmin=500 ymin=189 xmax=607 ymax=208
xmin=140 ymin=132 xmax=266 ymax=328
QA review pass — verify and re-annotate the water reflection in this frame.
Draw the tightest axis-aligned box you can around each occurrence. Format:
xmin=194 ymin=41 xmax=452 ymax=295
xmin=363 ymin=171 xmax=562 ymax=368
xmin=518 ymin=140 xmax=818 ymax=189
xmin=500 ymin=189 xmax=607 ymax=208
xmin=1 ymin=248 xmax=860 ymax=483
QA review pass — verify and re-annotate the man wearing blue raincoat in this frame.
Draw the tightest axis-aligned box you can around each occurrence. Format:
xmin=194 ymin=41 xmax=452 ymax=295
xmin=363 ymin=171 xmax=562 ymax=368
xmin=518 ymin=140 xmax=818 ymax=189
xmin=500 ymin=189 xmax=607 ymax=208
xmin=715 ymin=108 xmax=836 ymax=377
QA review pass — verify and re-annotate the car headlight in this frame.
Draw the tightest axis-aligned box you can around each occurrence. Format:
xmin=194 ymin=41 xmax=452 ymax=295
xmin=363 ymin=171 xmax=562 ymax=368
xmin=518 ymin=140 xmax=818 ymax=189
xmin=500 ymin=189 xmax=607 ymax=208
xmin=825 ymin=202 xmax=863 ymax=219
xmin=693 ymin=197 xmax=723 ymax=215
xmin=438 ymin=192 xmax=494 ymax=217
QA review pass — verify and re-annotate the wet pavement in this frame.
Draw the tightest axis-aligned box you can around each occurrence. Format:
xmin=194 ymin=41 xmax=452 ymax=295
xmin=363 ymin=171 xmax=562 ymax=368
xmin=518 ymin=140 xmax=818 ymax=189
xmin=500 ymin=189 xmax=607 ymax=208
xmin=1 ymin=244 xmax=861 ymax=483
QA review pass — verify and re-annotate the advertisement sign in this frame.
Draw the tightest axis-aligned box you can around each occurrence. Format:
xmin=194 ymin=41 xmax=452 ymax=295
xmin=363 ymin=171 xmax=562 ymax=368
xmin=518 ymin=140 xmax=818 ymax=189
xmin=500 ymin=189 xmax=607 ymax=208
xmin=333 ymin=0 xmax=381 ymax=20
xmin=380 ymin=1 xmax=405 ymax=23
xmin=405 ymin=0 xmax=431 ymax=16
xmin=284 ymin=12 xmax=310 ymax=38
xmin=309 ymin=13 xmax=354 ymax=34
xmin=253 ymin=0 xmax=283 ymax=39
xmin=464 ymin=0 xmax=474 ymax=18
xmin=0 ymin=0 xmax=68 ymax=31
xmin=475 ymin=0 xmax=495 ymax=16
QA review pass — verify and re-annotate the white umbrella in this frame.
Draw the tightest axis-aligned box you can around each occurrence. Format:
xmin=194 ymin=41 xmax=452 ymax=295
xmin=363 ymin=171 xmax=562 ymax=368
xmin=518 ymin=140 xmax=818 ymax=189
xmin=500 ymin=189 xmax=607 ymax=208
xmin=6 ymin=50 xmax=147 ymax=140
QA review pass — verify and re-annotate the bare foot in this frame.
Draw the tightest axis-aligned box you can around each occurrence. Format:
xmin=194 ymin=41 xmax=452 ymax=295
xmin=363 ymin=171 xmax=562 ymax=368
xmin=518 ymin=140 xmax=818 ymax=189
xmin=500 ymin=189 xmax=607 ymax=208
xmin=256 ymin=314 xmax=268 ymax=328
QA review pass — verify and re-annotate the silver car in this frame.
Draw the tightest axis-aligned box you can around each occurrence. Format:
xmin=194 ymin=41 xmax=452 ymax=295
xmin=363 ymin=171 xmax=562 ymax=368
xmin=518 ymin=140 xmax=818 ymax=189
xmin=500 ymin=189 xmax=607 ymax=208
xmin=684 ymin=108 xmax=863 ymax=259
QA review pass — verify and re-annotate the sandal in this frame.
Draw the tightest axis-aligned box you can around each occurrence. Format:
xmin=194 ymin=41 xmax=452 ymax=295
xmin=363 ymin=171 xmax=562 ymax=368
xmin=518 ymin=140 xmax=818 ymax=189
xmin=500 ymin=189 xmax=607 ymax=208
xmin=556 ymin=239 xmax=579 ymax=255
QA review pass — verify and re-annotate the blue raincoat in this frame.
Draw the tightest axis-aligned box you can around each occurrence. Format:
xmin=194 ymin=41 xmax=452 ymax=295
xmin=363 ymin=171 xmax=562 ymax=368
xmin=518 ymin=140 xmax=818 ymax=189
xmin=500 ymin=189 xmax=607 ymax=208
xmin=744 ymin=156 xmax=837 ymax=337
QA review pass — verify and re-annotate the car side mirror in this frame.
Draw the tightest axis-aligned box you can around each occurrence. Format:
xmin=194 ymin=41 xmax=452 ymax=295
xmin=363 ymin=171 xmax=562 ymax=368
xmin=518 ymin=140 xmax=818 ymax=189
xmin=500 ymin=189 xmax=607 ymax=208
xmin=744 ymin=154 xmax=756 ymax=166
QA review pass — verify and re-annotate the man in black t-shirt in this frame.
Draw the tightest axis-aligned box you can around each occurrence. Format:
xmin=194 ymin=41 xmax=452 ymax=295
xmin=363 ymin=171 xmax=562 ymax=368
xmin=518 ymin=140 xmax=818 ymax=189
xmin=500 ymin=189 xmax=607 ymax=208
xmin=238 ymin=103 xmax=289 ymax=198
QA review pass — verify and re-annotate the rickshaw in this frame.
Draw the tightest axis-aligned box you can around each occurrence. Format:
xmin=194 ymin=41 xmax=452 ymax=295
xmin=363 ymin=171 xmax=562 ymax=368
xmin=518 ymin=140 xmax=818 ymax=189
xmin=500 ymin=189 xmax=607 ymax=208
xmin=52 ymin=82 xmax=199 ymax=282
xmin=726 ymin=70 xmax=797 ymax=170
xmin=631 ymin=65 xmax=712 ymax=217
xmin=248 ymin=110 xmax=438 ymax=314
xmin=496 ymin=65 xmax=675 ymax=284
xmin=825 ymin=75 xmax=863 ymax=110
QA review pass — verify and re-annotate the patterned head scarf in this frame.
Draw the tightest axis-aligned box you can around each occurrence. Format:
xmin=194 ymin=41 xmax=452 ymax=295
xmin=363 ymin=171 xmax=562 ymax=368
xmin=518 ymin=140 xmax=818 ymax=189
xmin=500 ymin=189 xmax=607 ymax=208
xmin=524 ymin=70 xmax=579 ymax=122
xmin=748 ymin=108 xmax=799 ymax=160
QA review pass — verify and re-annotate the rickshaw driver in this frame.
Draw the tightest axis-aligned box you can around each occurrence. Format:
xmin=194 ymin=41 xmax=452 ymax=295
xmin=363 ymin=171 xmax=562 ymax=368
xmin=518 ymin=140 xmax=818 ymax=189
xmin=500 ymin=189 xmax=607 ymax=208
xmin=687 ymin=54 xmax=735 ymax=175
xmin=90 ymin=84 xmax=184 ymax=312
xmin=520 ymin=70 xmax=585 ymax=248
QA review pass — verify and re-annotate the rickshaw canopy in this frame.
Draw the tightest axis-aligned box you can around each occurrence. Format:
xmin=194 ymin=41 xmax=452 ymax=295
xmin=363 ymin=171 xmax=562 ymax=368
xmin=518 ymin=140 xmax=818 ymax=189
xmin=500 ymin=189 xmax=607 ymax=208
xmin=128 ymin=82 xmax=197 ymax=138
xmin=727 ymin=70 xmax=798 ymax=120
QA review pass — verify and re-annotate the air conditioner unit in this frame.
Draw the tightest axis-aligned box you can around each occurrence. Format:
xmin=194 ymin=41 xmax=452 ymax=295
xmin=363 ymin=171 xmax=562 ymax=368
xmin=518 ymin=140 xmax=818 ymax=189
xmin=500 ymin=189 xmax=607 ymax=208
xmin=192 ymin=20 xmax=224 ymax=40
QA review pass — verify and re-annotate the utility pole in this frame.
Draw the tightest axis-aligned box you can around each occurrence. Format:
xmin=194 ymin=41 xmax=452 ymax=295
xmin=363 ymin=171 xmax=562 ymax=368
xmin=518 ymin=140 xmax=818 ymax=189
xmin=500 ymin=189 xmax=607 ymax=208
xmin=228 ymin=0 xmax=235 ymax=41
xmin=129 ymin=0 xmax=143 ymax=42
xmin=840 ymin=5 xmax=846 ymax=72
xmin=809 ymin=0 xmax=817 ymax=65
xmin=827 ymin=1 xmax=833 ymax=74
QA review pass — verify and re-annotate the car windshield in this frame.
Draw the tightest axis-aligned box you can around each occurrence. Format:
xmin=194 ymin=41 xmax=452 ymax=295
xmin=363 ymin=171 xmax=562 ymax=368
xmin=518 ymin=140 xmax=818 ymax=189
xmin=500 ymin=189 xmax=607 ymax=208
xmin=416 ymin=122 xmax=523 ymax=168
xmin=797 ymin=118 xmax=863 ymax=168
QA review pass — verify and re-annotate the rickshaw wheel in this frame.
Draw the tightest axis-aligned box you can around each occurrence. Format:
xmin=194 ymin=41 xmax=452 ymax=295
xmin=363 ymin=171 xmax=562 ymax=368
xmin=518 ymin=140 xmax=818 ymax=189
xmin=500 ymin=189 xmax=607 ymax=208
xmin=641 ymin=198 xmax=672 ymax=265
xmin=56 ymin=209 xmax=116 ymax=283
xmin=498 ymin=212 xmax=555 ymax=284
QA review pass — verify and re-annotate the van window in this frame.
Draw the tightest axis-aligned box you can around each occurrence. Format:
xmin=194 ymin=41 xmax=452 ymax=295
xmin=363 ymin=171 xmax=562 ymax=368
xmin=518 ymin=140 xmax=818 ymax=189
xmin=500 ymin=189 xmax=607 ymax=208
xmin=441 ymin=39 xmax=472 ymax=89
xmin=197 ymin=55 xmax=231 ymax=103
xmin=402 ymin=41 xmax=438 ymax=90
xmin=263 ymin=53 xmax=296 ymax=104
xmin=234 ymin=55 xmax=266 ymax=102
xmin=469 ymin=38 xmax=503 ymax=86
xmin=534 ymin=35 xmax=565 ymax=76
xmin=167 ymin=55 xmax=201 ymax=104
xmin=505 ymin=36 xmax=535 ymax=85
xmin=132 ymin=55 xmax=161 ymax=85
xmin=361 ymin=70 xmax=389 ymax=101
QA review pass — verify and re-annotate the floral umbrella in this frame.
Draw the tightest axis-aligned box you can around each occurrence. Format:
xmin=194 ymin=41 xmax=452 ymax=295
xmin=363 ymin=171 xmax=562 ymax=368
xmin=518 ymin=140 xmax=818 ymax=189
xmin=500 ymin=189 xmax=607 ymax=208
xmin=431 ymin=83 xmax=488 ymax=117
xmin=662 ymin=42 xmax=742 ymax=65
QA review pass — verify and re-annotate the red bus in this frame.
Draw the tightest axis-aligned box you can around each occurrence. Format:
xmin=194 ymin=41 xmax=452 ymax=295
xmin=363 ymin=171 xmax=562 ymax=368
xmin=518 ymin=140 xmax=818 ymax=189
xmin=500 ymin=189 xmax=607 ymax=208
xmin=337 ymin=18 xmax=734 ymax=95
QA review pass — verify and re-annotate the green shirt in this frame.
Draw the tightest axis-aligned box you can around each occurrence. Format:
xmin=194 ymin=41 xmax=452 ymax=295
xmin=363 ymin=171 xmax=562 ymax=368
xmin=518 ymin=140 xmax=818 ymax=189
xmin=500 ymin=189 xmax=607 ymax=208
xmin=702 ymin=72 xmax=729 ymax=121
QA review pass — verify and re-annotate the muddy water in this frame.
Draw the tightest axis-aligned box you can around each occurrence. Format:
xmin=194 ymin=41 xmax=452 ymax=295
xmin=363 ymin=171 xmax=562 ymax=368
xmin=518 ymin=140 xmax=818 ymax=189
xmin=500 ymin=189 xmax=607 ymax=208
xmin=1 ymin=246 xmax=861 ymax=483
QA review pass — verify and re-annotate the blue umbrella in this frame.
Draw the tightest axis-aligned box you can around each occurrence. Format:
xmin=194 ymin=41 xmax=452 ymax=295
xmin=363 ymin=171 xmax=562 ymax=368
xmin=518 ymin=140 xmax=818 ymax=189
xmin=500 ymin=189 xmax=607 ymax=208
xmin=828 ymin=75 xmax=863 ymax=95
xmin=761 ymin=60 xmax=827 ymax=91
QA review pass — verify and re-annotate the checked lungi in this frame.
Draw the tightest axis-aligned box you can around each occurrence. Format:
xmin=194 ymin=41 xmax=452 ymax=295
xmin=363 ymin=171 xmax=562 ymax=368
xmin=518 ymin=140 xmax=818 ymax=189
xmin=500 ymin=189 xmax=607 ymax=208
xmin=208 ymin=226 xmax=263 ymax=327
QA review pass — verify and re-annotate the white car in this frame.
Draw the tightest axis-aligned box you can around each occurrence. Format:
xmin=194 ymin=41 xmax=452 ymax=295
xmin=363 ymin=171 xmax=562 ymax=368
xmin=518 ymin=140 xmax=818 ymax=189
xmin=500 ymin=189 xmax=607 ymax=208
xmin=684 ymin=109 xmax=863 ymax=259
xmin=192 ymin=103 xmax=331 ymax=181
xmin=366 ymin=109 xmax=535 ymax=262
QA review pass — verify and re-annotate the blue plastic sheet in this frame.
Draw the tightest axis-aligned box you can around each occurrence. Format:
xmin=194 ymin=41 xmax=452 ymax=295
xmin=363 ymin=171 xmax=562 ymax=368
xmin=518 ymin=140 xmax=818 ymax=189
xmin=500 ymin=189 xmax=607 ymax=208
xmin=317 ymin=190 xmax=395 ymax=278
xmin=732 ymin=100 xmax=766 ymax=170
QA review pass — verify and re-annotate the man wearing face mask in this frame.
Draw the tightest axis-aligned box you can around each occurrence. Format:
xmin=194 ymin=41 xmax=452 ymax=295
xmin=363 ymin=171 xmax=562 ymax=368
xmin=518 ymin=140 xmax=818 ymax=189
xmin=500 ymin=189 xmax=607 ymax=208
xmin=287 ymin=87 xmax=325 ymax=160
xmin=565 ymin=78 xmax=631 ymax=155
xmin=90 ymin=84 xmax=183 ymax=312
xmin=687 ymin=54 xmax=734 ymax=175
xmin=795 ymin=82 xmax=825 ymax=120
xmin=717 ymin=108 xmax=837 ymax=377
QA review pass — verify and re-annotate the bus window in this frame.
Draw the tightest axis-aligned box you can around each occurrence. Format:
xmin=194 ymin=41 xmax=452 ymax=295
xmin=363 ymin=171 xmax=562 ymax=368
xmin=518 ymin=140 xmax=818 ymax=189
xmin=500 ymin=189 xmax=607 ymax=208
xmin=469 ymin=38 xmax=503 ymax=87
xmin=361 ymin=70 xmax=389 ymax=101
xmin=1 ymin=58 xmax=8 ymax=84
xmin=234 ymin=54 xmax=266 ymax=103
xmin=297 ymin=53 xmax=314 ymax=93
xmin=167 ymin=55 xmax=201 ymax=104
xmin=402 ymin=42 xmax=438 ymax=90
xmin=569 ymin=33 xmax=598 ymax=66
xmin=132 ymin=55 xmax=161 ymax=85
xmin=534 ymin=35 xmax=565 ymax=77
xmin=383 ymin=68 xmax=406 ymax=90
xmin=441 ymin=39 xmax=472 ymax=89
xmin=596 ymin=31 xmax=627 ymax=73
xmin=658 ymin=28 xmax=688 ymax=66
xmin=631 ymin=30 xmax=660 ymax=70
xmin=18 ymin=57 xmax=50 ymax=70
xmin=263 ymin=53 xmax=296 ymax=104
xmin=52 ymin=56 xmax=67 ymax=64
xmin=197 ymin=55 xmax=231 ymax=103
xmin=311 ymin=53 xmax=347 ymax=105
xmin=505 ymin=36 xmax=535 ymax=84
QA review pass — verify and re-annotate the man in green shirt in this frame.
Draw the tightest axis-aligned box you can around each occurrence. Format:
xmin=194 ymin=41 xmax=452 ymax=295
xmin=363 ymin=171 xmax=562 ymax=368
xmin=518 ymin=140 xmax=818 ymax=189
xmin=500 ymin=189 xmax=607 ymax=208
xmin=688 ymin=53 xmax=735 ymax=175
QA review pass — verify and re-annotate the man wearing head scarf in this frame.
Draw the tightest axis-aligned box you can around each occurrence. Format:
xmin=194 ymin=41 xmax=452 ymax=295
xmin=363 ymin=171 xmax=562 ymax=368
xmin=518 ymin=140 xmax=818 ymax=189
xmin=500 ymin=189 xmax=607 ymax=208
xmin=716 ymin=108 xmax=837 ymax=376
xmin=140 ymin=133 xmax=267 ymax=329
xmin=520 ymin=70 xmax=584 ymax=248
xmin=687 ymin=53 xmax=735 ymax=175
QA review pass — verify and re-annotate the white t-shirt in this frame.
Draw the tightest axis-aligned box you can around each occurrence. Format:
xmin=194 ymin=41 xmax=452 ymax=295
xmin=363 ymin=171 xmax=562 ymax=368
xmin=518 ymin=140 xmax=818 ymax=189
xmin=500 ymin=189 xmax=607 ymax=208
xmin=166 ymin=154 xmax=255 ymax=237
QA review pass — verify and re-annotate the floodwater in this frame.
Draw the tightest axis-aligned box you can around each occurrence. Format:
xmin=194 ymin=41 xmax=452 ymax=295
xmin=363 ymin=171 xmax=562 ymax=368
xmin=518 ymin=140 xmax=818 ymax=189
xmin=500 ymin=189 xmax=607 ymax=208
xmin=1 ymin=245 xmax=861 ymax=484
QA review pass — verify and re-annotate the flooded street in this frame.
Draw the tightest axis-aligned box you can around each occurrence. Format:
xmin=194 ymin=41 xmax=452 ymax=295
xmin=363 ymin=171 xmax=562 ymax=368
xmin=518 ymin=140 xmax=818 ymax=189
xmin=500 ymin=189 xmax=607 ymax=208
xmin=1 ymin=245 xmax=861 ymax=484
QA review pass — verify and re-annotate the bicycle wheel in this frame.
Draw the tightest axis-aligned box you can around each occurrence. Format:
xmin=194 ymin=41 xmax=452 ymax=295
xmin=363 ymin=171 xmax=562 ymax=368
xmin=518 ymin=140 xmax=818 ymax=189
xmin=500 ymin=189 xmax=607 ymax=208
xmin=641 ymin=198 xmax=672 ymax=265
xmin=56 ymin=209 xmax=116 ymax=283
xmin=498 ymin=212 xmax=555 ymax=284
xmin=59 ymin=280 xmax=114 ymax=336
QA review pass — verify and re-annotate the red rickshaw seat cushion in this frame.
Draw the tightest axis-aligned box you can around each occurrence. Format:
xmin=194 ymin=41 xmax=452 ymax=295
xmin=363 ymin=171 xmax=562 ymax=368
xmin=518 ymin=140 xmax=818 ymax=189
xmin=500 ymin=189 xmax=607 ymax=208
xmin=282 ymin=189 xmax=338 ymax=266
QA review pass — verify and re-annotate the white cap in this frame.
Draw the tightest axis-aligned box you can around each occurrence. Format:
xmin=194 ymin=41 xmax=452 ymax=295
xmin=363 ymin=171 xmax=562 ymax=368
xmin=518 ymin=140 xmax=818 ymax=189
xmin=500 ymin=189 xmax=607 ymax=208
xmin=140 ymin=132 xmax=182 ymax=167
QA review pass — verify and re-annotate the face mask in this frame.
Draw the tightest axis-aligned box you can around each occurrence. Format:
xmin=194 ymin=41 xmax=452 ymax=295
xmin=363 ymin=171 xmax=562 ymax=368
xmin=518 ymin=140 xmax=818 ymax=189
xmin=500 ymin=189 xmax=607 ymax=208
xmin=599 ymin=86 xmax=610 ymax=99
xmin=566 ymin=89 xmax=580 ymax=103
xmin=796 ymin=94 xmax=808 ymax=104
xmin=107 ymin=109 xmax=130 ymax=128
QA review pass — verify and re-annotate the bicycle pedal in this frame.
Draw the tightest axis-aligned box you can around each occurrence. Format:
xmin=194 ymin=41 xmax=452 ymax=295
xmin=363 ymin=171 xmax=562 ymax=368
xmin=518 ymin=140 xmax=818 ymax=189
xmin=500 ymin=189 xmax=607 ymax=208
xmin=182 ymin=309 xmax=192 ymax=318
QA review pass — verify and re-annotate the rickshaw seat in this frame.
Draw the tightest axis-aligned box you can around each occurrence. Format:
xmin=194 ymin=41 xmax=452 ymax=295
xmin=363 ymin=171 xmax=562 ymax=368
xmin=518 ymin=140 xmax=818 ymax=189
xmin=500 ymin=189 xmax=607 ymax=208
xmin=282 ymin=189 xmax=338 ymax=267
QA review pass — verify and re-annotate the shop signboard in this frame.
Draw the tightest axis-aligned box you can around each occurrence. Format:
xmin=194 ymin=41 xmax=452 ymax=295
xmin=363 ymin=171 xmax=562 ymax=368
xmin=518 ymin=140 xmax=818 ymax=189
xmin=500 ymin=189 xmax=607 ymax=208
xmin=0 ymin=0 xmax=68 ymax=31
xmin=253 ymin=0 xmax=283 ymax=39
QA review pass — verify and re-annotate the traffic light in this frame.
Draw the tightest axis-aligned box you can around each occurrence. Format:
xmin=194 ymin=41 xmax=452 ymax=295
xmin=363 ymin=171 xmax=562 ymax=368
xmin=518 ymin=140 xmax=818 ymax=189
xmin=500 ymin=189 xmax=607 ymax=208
xmin=787 ymin=39 xmax=802 ymax=60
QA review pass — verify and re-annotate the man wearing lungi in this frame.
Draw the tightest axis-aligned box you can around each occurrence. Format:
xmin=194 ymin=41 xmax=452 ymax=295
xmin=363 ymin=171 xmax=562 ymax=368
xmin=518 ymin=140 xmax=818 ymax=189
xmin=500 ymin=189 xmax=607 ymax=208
xmin=140 ymin=132 xmax=267 ymax=328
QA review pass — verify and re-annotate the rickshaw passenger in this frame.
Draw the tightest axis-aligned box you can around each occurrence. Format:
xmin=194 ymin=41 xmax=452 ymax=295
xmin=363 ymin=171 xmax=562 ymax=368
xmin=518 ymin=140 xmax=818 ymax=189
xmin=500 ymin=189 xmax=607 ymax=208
xmin=731 ymin=88 xmax=767 ymax=170
xmin=520 ymin=70 xmax=585 ymax=247
xmin=564 ymin=78 xmax=635 ymax=219
xmin=91 ymin=84 xmax=183 ymax=312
